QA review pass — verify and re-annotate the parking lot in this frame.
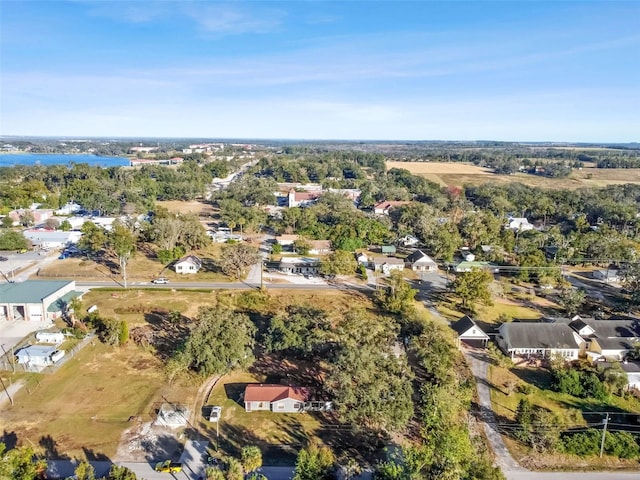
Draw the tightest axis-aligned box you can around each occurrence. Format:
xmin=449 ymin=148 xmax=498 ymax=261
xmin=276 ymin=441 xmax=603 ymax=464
xmin=0 ymin=249 xmax=59 ymax=282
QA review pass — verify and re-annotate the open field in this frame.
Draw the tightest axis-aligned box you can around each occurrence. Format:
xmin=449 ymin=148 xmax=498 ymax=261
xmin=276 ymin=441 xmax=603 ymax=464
xmin=0 ymin=342 xmax=190 ymax=459
xmin=156 ymin=200 xmax=216 ymax=217
xmin=37 ymin=243 xmax=229 ymax=283
xmin=387 ymin=161 xmax=640 ymax=190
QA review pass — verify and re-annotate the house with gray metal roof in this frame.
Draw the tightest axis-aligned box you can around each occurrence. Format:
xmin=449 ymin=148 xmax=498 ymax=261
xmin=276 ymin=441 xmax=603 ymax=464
xmin=496 ymin=322 xmax=584 ymax=361
xmin=0 ymin=280 xmax=82 ymax=322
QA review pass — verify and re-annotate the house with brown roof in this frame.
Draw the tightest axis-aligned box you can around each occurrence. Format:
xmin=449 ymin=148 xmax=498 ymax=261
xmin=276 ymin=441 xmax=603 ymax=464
xmin=244 ymin=384 xmax=311 ymax=413
xmin=288 ymin=189 xmax=322 ymax=208
xmin=373 ymin=200 xmax=410 ymax=215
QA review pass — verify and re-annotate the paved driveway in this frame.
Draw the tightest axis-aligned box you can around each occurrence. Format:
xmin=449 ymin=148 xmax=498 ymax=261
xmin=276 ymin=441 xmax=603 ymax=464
xmin=463 ymin=348 xmax=525 ymax=472
xmin=0 ymin=318 xmax=54 ymax=354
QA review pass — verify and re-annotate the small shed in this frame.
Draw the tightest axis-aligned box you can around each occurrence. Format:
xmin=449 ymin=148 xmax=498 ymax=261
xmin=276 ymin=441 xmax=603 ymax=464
xmin=381 ymin=245 xmax=396 ymax=255
xmin=451 ymin=316 xmax=489 ymax=348
xmin=35 ymin=331 xmax=65 ymax=344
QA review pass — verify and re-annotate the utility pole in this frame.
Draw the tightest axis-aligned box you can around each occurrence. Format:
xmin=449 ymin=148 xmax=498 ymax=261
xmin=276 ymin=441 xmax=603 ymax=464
xmin=0 ymin=376 xmax=13 ymax=406
xmin=600 ymin=412 xmax=610 ymax=458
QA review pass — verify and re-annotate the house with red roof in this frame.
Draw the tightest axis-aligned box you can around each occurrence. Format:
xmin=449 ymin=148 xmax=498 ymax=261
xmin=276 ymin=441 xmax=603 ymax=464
xmin=373 ymin=200 xmax=410 ymax=215
xmin=244 ymin=384 xmax=311 ymax=413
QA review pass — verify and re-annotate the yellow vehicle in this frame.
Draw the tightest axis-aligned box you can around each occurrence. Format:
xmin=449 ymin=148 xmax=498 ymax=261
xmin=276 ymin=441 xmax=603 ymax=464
xmin=154 ymin=460 xmax=183 ymax=473
xmin=17 ymin=248 xmax=27 ymax=254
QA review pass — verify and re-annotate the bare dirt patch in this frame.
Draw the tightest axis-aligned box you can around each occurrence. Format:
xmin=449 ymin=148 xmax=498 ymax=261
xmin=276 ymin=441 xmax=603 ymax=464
xmin=386 ymin=161 xmax=492 ymax=175
xmin=156 ymin=200 xmax=216 ymax=217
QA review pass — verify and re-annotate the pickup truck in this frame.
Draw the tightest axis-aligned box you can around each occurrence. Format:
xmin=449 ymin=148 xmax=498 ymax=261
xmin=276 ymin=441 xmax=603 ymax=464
xmin=154 ymin=460 xmax=182 ymax=473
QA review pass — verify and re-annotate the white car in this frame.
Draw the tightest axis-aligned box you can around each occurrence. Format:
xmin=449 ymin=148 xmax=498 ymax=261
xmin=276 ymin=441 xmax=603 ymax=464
xmin=209 ymin=406 xmax=222 ymax=422
xmin=152 ymin=277 xmax=169 ymax=284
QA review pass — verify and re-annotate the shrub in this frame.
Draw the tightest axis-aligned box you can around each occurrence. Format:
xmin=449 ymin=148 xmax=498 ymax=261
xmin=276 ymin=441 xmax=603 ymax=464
xmin=517 ymin=383 xmax=533 ymax=395
xmin=562 ymin=430 xmax=601 ymax=456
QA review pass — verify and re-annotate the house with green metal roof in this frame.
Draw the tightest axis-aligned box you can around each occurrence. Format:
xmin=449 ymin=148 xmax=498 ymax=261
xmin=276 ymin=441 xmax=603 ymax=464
xmin=0 ymin=280 xmax=82 ymax=322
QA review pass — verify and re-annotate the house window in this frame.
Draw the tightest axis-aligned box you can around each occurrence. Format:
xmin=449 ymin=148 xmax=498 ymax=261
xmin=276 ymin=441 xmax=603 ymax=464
xmin=277 ymin=404 xmax=284 ymax=409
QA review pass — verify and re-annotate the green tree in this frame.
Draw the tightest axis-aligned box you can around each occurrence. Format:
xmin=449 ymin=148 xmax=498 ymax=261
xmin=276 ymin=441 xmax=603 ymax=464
xmin=0 ymin=443 xmax=47 ymax=480
xmin=106 ymin=464 xmax=138 ymax=479
xmin=1 ymin=215 xmax=14 ymax=228
xmin=225 ymin=457 xmax=244 ymax=480
xmin=374 ymin=270 xmax=417 ymax=315
xmin=0 ymin=231 xmax=28 ymax=250
xmin=265 ymin=305 xmax=332 ymax=356
xmin=59 ymin=219 xmax=72 ymax=231
xmin=293 ymin=441 xmax=335 ymax=480
xmin=293 ymin=237 xmax=312 ymax=255
xmin=67 ymin=296 xmax=84 ymax=327
xmin=241 ymin=446 xmax=263 ymax=473
xmin=452 ymin=269 xmax=493 ymax=312
xmin=557 ymin=288 xmax=586 ymax=317
xmin=622 ymin=263 xmax=640 ymax=307
xmin=78 ymin=221 xmax=107 ymax=255
xmin=219 ymin=243 xmax=261 ymax=279
xmin=271 ymin=242 xmax=283 ymax=254
xmin=108 ymin=221 xmax=137 ymax=288
xmin=176 ymin=305 xmax=256 ymax=376
xmin=320 ymin=249 xmax=356 ymax=276
xmin=326 ymin=312 xmax=413 ymax=432
xmin=74 ymin=460 xmax=96 ymax=480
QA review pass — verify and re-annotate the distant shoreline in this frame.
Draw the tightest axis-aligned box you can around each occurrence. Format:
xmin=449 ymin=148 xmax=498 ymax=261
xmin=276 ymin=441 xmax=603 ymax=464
xmin=0 ymin=153 xmax=129 ymax=167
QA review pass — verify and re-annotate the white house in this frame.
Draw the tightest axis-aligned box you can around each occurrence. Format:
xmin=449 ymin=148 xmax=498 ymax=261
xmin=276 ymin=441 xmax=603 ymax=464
xmin=507 ymin=217 xmax=534 ymax=232
xmin=406 ymin=250 xmax=438 ymax=272
xmin=55 ymin=202 xmax=82 ymax=215
xmin=355 ymin=253 xmax=369 ymax=265
xmin=23 ymin=229 xmax=82 ymax=250
xmin=451 ymin=316 xmax=490 ymax=348
xmin=0 ymin=280 xmax=81 ymax=322
xmin=593 ymin=269 xmax=621 ymax=283
xmin=278 ymin=257 xmax=321 ymax=275
xmin=174 ymin=255 xmax=202 ymax=274
xmin=496 ymin=322 xmax=584 ymax=361
xmin=621 ymin=362 xmax=640 ymax=391
xmin=15 ymin=345 xmax=64 ymax=370
xmin=244 ymin=384 xmax=311 ymax=413
xmin=373 ymin=257 xmax=405 ymax=275
xmin=571 ymin=318 xmax=640 ymax=361
xmin=287 ymin=189 xmax=322 ymax=208
xmin=399 ymin=235 xmax=420 ymax=247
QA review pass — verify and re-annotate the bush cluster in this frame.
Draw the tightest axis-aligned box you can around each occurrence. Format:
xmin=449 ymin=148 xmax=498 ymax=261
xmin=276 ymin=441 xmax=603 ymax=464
xmin=562 ymin=429 xmax=640 ymax=459
xmin=551 ymin=368 xmax=608 ymax=400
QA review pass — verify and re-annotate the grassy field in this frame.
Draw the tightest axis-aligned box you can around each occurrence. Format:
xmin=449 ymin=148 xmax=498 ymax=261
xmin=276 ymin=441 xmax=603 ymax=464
xmin=488 ymin=363 xmax=640 ymax=470
xmin=0 ymin=342 xmax=176 ymax=459
xmin=387 ymin=161 xmax=640 ymax=190
xmin=38 ymin=243 xmax=229 ymax=283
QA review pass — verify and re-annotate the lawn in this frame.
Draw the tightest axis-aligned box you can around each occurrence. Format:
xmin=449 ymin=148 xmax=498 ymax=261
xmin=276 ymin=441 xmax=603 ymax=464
xmin=38 ymin=242 xmax=230 ymax=283
xmin=0 ymin=342 xmax=172 ymax=459
xmin=200 ymin=371 xmax=327 ymax=464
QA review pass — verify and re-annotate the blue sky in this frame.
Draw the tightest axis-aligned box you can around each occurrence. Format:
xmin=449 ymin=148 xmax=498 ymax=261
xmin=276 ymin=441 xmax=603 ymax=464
xmin=1 ymin=1 xmax=639 ymax=141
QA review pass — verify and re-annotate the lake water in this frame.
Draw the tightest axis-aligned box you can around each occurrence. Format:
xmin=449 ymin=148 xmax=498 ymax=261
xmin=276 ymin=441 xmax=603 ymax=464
xmin=0 ymin=153 xmax=129 ymax=168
